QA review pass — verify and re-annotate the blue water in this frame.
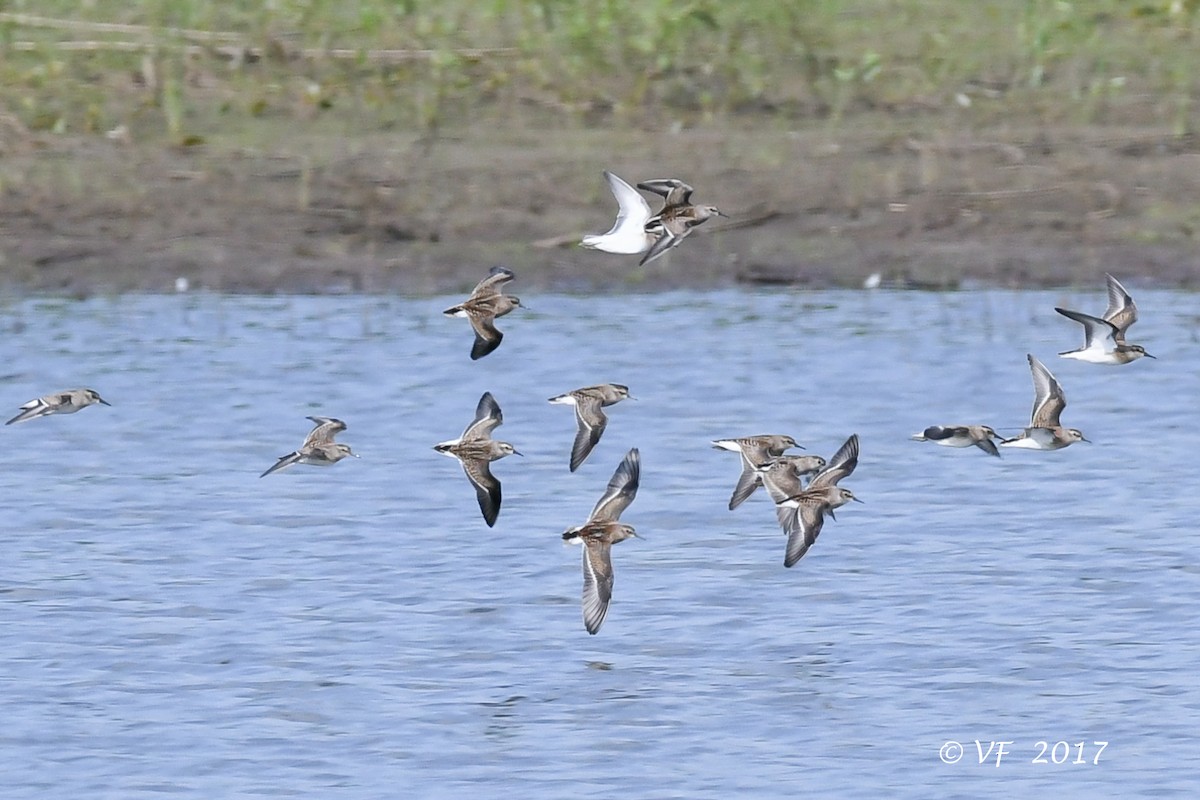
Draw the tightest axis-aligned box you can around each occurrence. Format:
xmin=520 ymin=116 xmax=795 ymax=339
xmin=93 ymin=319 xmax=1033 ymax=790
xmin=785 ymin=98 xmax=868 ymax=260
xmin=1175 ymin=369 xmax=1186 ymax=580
xmin=2 ymin=288 xmax=1198 ymax=798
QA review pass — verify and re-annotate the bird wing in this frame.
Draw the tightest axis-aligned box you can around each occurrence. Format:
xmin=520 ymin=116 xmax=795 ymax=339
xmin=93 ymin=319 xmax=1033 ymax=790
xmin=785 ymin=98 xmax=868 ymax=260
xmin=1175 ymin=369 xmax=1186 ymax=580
xmin=1055 ymin=307 xmax=1117 ymax=352
xmin=462 ymin=392 xmax=504 ymax=440
xmin=638 ymin=224 xmax=681 ymax=267
xmin=569 ymin=395 xmax=609 ymax=472
xmin=973 ymin=434 xmax=1001 ymax=458
xmin=260 ymin=451 xmax=301 ymax=478
xmin=600 ymin=171 xmax=651 ymax=235
xmin=468 ymin=266 xmax=515 ymax=301
xmin=589 ymin=448 xmax=640 ymax=522
xmin=466 ymin=306 xmax=505 ymax=361
xmin=784 ymin=500 xmax=828 ymax=568
xmin=1027 ymin=354 xmax=1066 ymax=428
xmin=303 ymin=416 xmax=346 ymax=446
xmin=462 ymin=457 xmax=502 ymax=528
xmin=1103 ymin=273 xmax=1138 ymax=341
xmin=727 ymin=464 xmax=763 ymax=510
xmin=581 ymin=538 xmax=616 ymax=634
xmin=809 ymin=434 xmax=859 ymax=490
xmin=636 ymin=178 xmax=694 ymax=206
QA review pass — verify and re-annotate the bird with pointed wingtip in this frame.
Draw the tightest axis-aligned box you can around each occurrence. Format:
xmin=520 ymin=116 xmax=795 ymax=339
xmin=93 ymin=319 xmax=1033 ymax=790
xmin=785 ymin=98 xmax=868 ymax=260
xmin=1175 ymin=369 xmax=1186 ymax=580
xmin=434 ymin=392 xmax=521 ymax=527
xmin=1000 ymin=354 xmax=1088 ymax=450
xmin=911 ymin=425 xmax=1002 ymax=457
xmin=5 ymin=388 xmax=110 ymax=425
xmin=581 ymin=171 xmax=655 ymax=256
xmin=751 ymin=454 xmax=829 ymax=500
xmin=764 ymin=434 xmax=862 ymax=568
xmin=712 ymin=434 xmax=802 ymax=510
xmin=443 ymin=266 xmax=523 ymax=360
xmin=636 ymin=178 xmax=726 ymax=266
xmin=1055 ymin=274 xmax=1154 ymax=365
xmin=260 ymin=416 xmax=359 ymax=477
xmin=563 ymin=448 xmax=640 ymax=635
xmin=548 ymin=383 xmax=632 ymax=472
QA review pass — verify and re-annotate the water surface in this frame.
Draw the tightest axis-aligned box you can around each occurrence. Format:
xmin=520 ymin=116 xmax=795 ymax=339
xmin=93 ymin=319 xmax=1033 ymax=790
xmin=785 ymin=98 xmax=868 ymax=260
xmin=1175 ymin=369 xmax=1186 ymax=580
xmin=2 ymin=288 xmax=1198 ymax=798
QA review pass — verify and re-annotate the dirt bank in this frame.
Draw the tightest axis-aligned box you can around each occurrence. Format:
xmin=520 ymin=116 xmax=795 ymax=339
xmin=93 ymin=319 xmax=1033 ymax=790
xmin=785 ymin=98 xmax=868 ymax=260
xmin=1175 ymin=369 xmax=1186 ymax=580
xmin=1 ymin=119 xmax=1197 ymax=296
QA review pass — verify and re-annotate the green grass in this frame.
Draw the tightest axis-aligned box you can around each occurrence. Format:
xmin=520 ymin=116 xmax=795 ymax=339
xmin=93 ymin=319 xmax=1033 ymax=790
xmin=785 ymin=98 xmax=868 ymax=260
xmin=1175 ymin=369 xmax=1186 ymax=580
xmin=0 ymin=0 xmax=1196 ymax=143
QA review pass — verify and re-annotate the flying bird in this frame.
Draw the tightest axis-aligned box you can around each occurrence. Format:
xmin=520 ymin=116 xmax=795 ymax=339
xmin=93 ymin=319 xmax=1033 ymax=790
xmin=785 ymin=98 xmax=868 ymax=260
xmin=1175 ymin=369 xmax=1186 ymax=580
xmin=434 ymin=392 xmax=521 ymax=527
xmin=443 ymin=266 xmax=523 ymax=360
xmin=563 ymin=448 xmax=641 ymax=634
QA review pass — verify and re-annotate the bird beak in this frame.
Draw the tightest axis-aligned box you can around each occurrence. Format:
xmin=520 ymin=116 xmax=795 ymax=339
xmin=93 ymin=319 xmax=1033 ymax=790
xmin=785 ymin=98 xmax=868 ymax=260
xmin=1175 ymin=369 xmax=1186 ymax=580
xmin=851 ymin=496 xmax=865 ymax=504
xmin=99 ymin=398 xmax=112 ymax=406
xmin=513 ymin=449 xmax=524 ymax=457
xmin=1081 ymin=437 xmax=1092 ymax=444
xmin=1144 ymin=352 xmax=1157 ymax=359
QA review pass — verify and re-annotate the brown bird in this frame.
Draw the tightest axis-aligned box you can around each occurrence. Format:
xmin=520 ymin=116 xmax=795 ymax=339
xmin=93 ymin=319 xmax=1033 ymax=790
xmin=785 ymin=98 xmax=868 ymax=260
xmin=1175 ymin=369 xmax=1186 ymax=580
xmin=6 ymin=388 xmax=110 ymax=425
xmin=434 ymin=392 xmax=521 ymax=527
xmin=563 ymin=448 xmax=641 ymax=634
xmin=548 ymin=383 xmax=633 ymax=472
xmin=443 ymin=266 xmax=523 ymax=360
xmin=712 ymin=434 xmax=802 ymax=510
xmin=636 ymin=178 xmax=726 ymax=266
xmin=911 ymin=425 xmax=1002 ymax=457
xmin=764 ymin=434 xmax=862 ymax=568
xmin=260 ymin=416 xmax=358 ymax=477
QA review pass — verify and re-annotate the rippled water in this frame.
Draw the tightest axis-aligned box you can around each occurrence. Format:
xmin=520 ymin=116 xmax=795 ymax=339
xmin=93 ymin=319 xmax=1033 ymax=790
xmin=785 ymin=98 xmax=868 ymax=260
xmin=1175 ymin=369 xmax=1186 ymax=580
xmin=2 ymin=288 xmax=1198 ymax=797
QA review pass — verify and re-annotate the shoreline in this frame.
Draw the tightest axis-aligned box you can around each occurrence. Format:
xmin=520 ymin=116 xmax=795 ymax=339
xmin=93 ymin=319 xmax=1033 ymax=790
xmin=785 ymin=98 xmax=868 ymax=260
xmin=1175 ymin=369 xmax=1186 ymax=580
xmin=1 ymin=125 xmax=1198 ymax=297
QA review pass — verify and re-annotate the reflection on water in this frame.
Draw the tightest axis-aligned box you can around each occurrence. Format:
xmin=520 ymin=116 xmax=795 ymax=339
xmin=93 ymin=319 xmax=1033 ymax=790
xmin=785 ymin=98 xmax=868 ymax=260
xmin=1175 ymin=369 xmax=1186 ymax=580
xmin=2 ymin=288 xmax=1198 ymax=797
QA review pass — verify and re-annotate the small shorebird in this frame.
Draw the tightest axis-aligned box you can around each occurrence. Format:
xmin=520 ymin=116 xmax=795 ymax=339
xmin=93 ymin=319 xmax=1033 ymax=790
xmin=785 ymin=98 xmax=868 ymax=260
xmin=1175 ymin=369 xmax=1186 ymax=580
xmin=581 ymin=171 xmax=654 ymax=255
xmin=443 ymin=266 xmax=523 ymax=360
xmin=563 ymin=448 xmax=640 ymax=635
xmin=547 ymin=383 xmax=632 ymax=472
xmin=1055 ymin=273 xmax=1153 ymax=365
xmin=260 ymin=416 xmax=358 ymax=477
xmin=637 ymin=178 xmax=726 ymax=266
xmin=752 ymin=454 xmax=828 ymax=500
xmin=1000 ymin=354 xmax=1088 ymax=450
xmin=911 ymin=425 xmax=1002 ymax=457
xmin=765 ymin=434 xmax=862 ymax=568
xmin=434 ymin=392 xmax=521 ymax=527
xmin=712 ymin=434 xmax=801 ymax=510
xmin=6 ymin=388 xmax=110 ymax=425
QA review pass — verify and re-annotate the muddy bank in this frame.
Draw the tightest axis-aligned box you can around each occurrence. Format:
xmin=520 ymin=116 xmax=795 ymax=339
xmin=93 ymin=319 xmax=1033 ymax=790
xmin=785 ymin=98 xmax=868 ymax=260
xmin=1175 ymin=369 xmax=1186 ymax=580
xmin=1 ymin=122 xmax=1197 ymax=296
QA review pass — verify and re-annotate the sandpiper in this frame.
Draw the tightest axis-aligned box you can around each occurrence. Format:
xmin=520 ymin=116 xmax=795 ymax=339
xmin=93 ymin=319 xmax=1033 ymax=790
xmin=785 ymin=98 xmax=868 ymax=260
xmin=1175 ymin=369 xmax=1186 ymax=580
xmin=765 ymin=434 xmax=862 ymax=568
xmin=712 ymin=434 xmax=801 ymax=510
xmin=443 ymin=266 xmax=523 ymax=361
xmin=548 ymin=383 xmax=632 ymax=472
xmin=434 ymin=392 xmax=521 ymax=527
xmin=637 ymin=178 xmax=726 ymax=266
xmin=1000 ymin=354 xmax=1088 ymax=450
xmin=911 ymin=425 xmax=1002 ymax=457
xmin=6 ymin=388 xmax=110 ymax=425
xmin=581 ymin=171 xmax=654 ymax=255
xmin=260 ymin=416 xmax=358 ymax=477
xmin=752 ymin=454 xmax=828 ymax=501
xmin=563 ymin=448 xmax=640 ymax=634
xmin=1056 ymin=273 xmax=1153 ymax=365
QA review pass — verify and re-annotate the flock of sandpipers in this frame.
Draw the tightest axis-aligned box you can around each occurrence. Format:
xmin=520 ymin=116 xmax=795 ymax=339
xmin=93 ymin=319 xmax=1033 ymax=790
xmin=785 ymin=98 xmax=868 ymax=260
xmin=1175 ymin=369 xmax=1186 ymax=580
xmin=4 ymin=172 xmax=1156 ymax=635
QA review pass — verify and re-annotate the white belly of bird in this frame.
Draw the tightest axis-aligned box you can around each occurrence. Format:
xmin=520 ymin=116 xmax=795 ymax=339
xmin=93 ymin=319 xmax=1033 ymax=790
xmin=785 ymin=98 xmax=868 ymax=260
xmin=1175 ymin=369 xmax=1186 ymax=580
xmin=1060 ymin=345 xmax=1118 ymax=364
xmin=580 ymin=230 xmax=654 ymax=255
